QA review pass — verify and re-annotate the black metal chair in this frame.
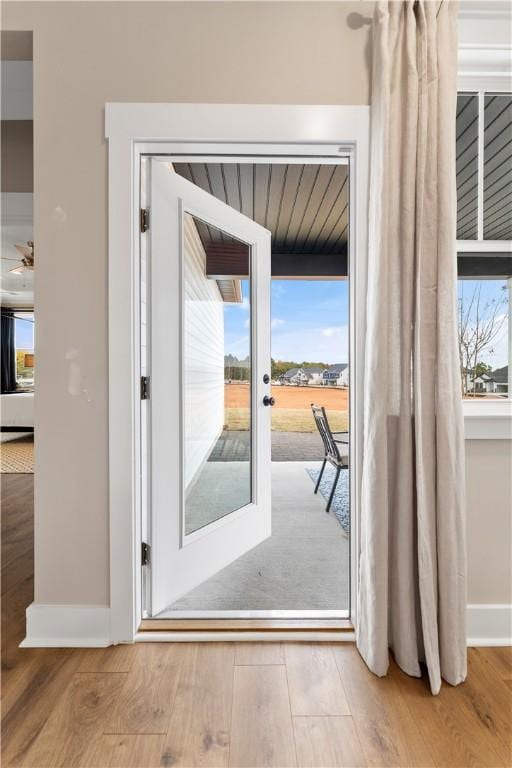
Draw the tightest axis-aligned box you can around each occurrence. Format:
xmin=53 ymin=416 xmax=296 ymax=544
xmin=311 ymin=404 xmax=349 ymax=513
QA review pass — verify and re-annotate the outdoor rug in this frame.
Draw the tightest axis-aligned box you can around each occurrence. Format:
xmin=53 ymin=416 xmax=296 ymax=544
xmin=0 ymin=434 xmax=34 ymax=473
xmin=306 ymin=466 xmax=349 ymax=533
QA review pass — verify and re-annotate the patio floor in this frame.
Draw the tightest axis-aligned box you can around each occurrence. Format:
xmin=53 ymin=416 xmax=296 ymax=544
xmin=210 ymin=429 xmax=325 ymax=462
xmin=162 ymin=460 xmax=349 ymax=614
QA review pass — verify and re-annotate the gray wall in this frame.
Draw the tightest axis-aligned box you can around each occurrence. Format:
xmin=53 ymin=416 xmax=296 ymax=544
xmin=2 ymin=2 xmax=510 ymax=611
xmin=1 ymin=120 xmax=33 ymax=192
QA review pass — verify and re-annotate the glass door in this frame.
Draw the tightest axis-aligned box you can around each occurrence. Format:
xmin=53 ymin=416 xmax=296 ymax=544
xmin=147 ymin=160 xmax=272 ymax=616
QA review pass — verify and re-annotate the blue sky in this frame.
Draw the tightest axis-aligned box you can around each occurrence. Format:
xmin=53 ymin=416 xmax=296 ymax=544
xmin=223 ymin=278 xmax=509 ymax=370
xmin=224 ymin=280 xmax=349 ymax=365
xmin=15 ymin=314 xmax=34 ymax=350
xmin=458 ymin=279 xmax=509 ymax=369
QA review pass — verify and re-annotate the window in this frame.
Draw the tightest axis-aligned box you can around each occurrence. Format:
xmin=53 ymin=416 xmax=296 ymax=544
xmin=456 ymin=91 xmax=511 ymax=400
xmin=14 ymin=312 xmax=35 ymax=389
xmin=458 ymin=279 xmax=509 ymax=398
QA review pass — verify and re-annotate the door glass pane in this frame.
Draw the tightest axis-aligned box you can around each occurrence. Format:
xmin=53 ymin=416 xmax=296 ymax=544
xmin=456 ymin=92 xmax=479 ymax=240
xmin=183 ymin=213 xmax=252 ymax=536
xmin=484 ymin=93 xmax=512 ymax=240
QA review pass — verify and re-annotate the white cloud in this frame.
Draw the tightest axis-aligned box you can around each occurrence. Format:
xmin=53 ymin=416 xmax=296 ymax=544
xmin=226 ymin=333 xmax=250 ymax=352
xmin=321 ymin=326 xmax=342 ymax=338
xmin=272 ymin=283 xmax=287 ymax=299
xmin=226 ymin=296 xmax=250 ymax=311
xmin=271 ymin=318 xmax=285 ymax=329
xmin=272 ymin=325 xmax=348 ymax=365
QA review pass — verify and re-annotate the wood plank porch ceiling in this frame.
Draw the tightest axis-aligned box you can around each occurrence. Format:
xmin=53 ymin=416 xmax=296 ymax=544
xmin=173 ymin=162 xmax=350 ymax=259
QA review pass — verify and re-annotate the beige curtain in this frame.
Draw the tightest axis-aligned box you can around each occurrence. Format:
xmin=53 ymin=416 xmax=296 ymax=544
xmin=357 ymin=0 xmax=467 ymax=695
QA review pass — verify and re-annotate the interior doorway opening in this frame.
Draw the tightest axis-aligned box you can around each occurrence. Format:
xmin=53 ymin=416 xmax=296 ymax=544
xmin=143 ymin=158 xmax=351 ymax=621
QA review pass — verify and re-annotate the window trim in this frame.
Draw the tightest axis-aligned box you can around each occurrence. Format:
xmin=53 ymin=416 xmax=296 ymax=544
xmin=464 ymin=398 xmax=512 ymax=439
xmin=457 ymin=240 xmax=511 ymax=253
xmin=457 ymin=44 xmax=512 ymax=432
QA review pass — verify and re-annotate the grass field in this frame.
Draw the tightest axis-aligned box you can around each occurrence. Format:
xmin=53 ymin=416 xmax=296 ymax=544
xmin=224 ymin=383 xmax=349 ymax=432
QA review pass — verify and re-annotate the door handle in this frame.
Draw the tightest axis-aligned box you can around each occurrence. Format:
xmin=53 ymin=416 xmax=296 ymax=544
xmin=263 ymin=396 xmax=275 ymax=407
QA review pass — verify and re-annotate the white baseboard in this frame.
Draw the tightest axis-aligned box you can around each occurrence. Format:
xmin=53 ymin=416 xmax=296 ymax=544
xmin=18 ymin=602 xmax=511 ymax=648
xmin=20 ymin=603 xmax=111 ymax=647
xmin=467 ymin=603 xmax=512 ymax=646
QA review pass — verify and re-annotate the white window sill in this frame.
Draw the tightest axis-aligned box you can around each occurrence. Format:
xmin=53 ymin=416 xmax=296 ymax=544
xmin=464 ymin=399 xmax=512 ymax=439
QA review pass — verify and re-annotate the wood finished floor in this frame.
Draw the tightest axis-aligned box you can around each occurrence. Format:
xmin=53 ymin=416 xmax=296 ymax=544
xmin=2 ymin=473 xmax=511 ymax=767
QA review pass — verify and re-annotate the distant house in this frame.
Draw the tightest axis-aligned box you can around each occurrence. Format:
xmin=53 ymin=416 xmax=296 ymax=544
xmin=468 ymin=366 xmax=508 ymax=395
xmin=322 ymin=363 xmax=349 ymax=387
xmin=470 ymin=371 xmax=494 ymax=393
xmin=279 ymin=366 xmax=324 ymax=386
xmin=280 ymin=368 xmax=304 ymax=385
xmin=303 ymin=366 xmax=324 ymax=385
xmin=492 ymin=366 xmax=509 ymax=394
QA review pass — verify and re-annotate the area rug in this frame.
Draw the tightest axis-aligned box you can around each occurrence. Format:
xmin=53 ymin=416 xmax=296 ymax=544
xmin=0 ymin=434 xmax=34 ymax=473
xmin=306 ymin=466 xmax=349 ymax=533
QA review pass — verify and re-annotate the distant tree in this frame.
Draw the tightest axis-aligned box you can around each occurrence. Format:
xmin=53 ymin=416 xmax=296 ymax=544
xmin=474 ymin=361 xmax=492 ymax=377
xmin=459 ymin=283 xmax=508 ymax=396
xmin=270 ymin=359 xmax=329 ymax=380
xmin=271 ymin=359 xmax=299 ymax=379
xmin=15 ymin=349 xmax=34 ymax=386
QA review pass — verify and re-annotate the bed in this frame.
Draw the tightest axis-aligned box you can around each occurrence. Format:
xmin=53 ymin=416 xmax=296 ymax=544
xmin=1 ymin=392 xmax=34 ymax=429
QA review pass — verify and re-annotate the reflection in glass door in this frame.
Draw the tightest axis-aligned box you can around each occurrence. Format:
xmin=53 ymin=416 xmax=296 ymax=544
xmin=183 ymin=213 xmax=252 ymax=536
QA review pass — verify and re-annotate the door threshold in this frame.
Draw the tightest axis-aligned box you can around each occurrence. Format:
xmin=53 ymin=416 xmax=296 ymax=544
xmin=139 ymin=618 xmax=353 ymax=631
xmin=135 ymin=627 xmax=355 ymax=643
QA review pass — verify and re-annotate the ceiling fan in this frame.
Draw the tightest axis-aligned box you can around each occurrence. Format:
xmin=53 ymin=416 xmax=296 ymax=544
xmin=9 ymin=241 xmax=34 ymax=274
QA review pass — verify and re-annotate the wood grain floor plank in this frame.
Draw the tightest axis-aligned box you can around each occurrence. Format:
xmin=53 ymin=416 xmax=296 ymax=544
xmin=21 ymin=672 xmax=127 ymax=767
xmin=483 ymin=646 xmax=512 ymax=681
xmin=82 ymin=734 xmax=166 ymax=767
xmin=106 ymin=643 xmax=184 ymax=734
xmin=2 ymin=647 xmax=71 ymax=718
xmin=234 ymin=642 xmax=285 ymax=665
xmin=390 ymin=657 xmax=506 ymax=768
xmin=285 ymin=643 xmax=350 ymax=716
xmin=162 ymin=643 xmax=234 ymax=767
xmin=2 ymin=650 xmax=84 ymax=767
xmin=78 ymin=644 xmax=138 ymax=673
xmin=332 ymin=646 xmax=435 ymax=767
xmin=1 ymin=475 xmax=35 ymax=693
xmin=459 ymin=648 xmax=512 ymax=765
xmin=229 ymin=665 xmax=296 ymax=767
xmin=1 ymin=574 xmax=34 ymax=655
xmin=1 ymin=545 xmax=33 ymax=595
xmin=293 ymin=716 xmax=367 ymax=767
xmin=1 ymin=475 xmax=33 ymax=574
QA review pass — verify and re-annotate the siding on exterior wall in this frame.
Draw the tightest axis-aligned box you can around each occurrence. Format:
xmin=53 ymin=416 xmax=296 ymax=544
xmin=183 ymin=215 xmax=225 ymax=489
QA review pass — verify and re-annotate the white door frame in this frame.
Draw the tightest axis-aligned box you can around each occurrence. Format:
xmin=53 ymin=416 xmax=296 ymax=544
xmin=105 ymin=104 xmax=370 ymax=644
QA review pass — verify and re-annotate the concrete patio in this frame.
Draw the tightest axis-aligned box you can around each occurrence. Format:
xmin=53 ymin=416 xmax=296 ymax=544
xmin=162 ymin=460 xmax=349 ymax=615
